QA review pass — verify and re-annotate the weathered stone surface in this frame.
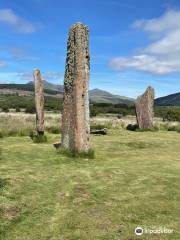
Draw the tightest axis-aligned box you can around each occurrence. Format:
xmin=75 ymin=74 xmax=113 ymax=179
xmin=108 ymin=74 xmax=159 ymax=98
xmin=34 ymin=69 xmax=45 ymax=135
xmin=91 ymin=128 xmax=107 ymax=135
xmin=126 ymin=124 xmax=138 ymax=131
xmin=61 ymin=22 xmax=90 ymax=153
xmin=135 ymin=86 xmax=154 ymax=129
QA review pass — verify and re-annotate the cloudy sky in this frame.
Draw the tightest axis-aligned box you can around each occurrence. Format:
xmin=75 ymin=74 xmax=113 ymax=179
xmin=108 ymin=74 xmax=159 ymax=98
xmin=0 ymin=0 xmax=180 ymax=97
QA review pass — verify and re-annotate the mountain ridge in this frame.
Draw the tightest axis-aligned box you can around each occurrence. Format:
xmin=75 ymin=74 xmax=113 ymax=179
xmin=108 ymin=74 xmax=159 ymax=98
xmin=154 ymin=92 xmax=180 ymax=106
xmin=1 ymin=81 xmax=180 ymax=106
xmin=0 ymin=81 xmax=134 ymax=105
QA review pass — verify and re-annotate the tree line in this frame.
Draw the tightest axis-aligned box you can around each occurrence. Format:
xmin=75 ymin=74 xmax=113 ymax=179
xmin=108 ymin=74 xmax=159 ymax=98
xmin=1 ymin=94 xmax=180 ymax=121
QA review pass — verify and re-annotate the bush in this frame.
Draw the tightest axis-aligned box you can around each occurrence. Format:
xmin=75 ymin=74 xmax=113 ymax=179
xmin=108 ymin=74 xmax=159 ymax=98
xmin=158 ymin=123 xmax=169 ymax=131
xmin=90 ymin=108 xmax=98 ymax=117
xmin=167 ymin=125 xmax=180 ymax=131
xmin=29 ymin=131 xmax=47 ymax=143
xmin=2 ymin=106 xmax=9 ymax=112
xmin=15 ymin=107 xmax=21 ymax=112
xmin=25 ymin=105 xmax=36 ymax=114
xmin=33 ymin=135 xmax=47 ymax=143
xmin=0 ymin=131 xmax=5 ymax=138
xmin=163 ymin=109 xmax=180 ymax=122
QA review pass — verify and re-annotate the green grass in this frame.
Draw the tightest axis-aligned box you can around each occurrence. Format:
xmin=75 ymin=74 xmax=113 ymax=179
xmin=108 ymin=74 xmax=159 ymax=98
xmin=57 ymin=147 xmax=95 ymax=159
xmin=0 ymin=130 xmax=180 ymax=239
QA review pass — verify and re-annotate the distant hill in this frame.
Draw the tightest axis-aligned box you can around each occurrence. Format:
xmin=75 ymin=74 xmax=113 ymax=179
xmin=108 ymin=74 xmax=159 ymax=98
xmin=155 ymin=92 xmax=180 ymax=106
xmin=2 ymin=81 xmax=180 ymax=106
xmin=89 ymin=88 xmax=134 ymax=105
xmin=27 ymin=80 xmax=64 ymax=92
xmin=0 ymin=81 xmax=134 ymax=105
xmin=0 ymin=82 xmax=63 ymax=97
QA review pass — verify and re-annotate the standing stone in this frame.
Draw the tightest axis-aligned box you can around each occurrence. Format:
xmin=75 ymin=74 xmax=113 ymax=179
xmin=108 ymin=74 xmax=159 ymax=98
xmin=34 ymin=69 xmax=45 ymax=135
xmin=135 ymin=86 xmax=154 ymax=129
xmin=61 ymin=22 xmax=90 ymax=153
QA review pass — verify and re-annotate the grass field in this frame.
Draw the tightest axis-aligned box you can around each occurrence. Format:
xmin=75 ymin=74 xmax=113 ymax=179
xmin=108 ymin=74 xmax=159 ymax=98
xmin=0 ymin=129 xmax=180 ymax=240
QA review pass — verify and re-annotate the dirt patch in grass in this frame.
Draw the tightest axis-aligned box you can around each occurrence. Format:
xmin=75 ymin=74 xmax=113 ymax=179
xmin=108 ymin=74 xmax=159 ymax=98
xmin=4 ymin=206 xmax=21 ymax=220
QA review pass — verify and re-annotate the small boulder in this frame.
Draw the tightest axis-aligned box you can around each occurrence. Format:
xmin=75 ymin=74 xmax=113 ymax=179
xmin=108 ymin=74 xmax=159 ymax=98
xmin=126 ymin=124 xmax=138 ymax=131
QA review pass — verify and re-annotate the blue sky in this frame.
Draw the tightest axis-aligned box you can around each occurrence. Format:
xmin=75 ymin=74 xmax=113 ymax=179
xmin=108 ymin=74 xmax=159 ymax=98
xmin=0 ymin=0 xmax=180 ymax=97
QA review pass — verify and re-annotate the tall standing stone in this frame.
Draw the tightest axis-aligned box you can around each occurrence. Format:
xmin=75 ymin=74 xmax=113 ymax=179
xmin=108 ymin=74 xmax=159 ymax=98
xmin=61 ymin=23 xmax=90 ymax=153
xmin=135 ymin=86 xmax=154 ymax=129
xmin=34 ymin=69 xmax=45 ymax=135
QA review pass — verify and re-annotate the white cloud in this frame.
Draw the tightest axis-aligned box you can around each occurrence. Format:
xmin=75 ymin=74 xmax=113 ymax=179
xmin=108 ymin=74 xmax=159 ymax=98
xmin=0 ymin=8 xmax=39 ymax=33
xmin=0 ymin=61 xmax=7 ymax=68
xmin=110 ymin=9 xmax=180 ymax=74
xmin=132 ymin=10 xmax=180 ymax=33
xmin=17 ymin=71 xmax=63 ymax=81
xmin=43 ymin=71 xmax=63 ymax=80
xmin=144 ymin=29 xmax=180 ymax=55
xmin=17 ymin=72 xmax=33 ymax=81
xmin=8 ymin=47 xmax=39 ymax=61
xmin=110 ymin=55 xmax=180 ymax=74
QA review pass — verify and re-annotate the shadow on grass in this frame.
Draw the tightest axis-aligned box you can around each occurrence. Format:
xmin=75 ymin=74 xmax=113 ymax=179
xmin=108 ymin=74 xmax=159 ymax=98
xmin=121 ymin=141 xmax=161 ymax=149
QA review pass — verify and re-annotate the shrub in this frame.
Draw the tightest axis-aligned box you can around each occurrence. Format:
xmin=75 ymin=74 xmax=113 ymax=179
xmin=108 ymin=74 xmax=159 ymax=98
xmin=15 ymin=107 xmax=21 ymax=112
xmin=32 ymin=134 xmax=47 ymax=143
xmin=90 ymin=108 xmax=99 ymax=117
xmin=159 ymin=123 xmax=169 ymax=131
xmin=163 ymin=109 xmax=180 ymax=122
xmin=0 ymin=131 xmax=5 ymax=138
xmin=2 ymin=106 xmax=9 ymax=112
xmin=29 ymin=131 xmax=47 ymax=143
xmin=25 ymin=105 xmax=36 ymax=114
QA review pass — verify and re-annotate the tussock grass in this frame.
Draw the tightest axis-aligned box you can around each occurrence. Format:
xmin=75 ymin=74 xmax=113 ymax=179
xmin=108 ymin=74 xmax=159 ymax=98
xmin=46 ymin=126 xmax=61 ymax=134
xmin=2 ymin=112 xmax=180 ymax=138
xmin=154 ymin=122 xmax=180 ymax=132
xmin=90 ymin=123 xmax=112 ymax=130
xmin=0 ymin=128 xmax=33 ymax=138
xmin=29 ymin=131 xmax=48 ymax=143
xmin=0 ymin=112 xmax=61 ymax=138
